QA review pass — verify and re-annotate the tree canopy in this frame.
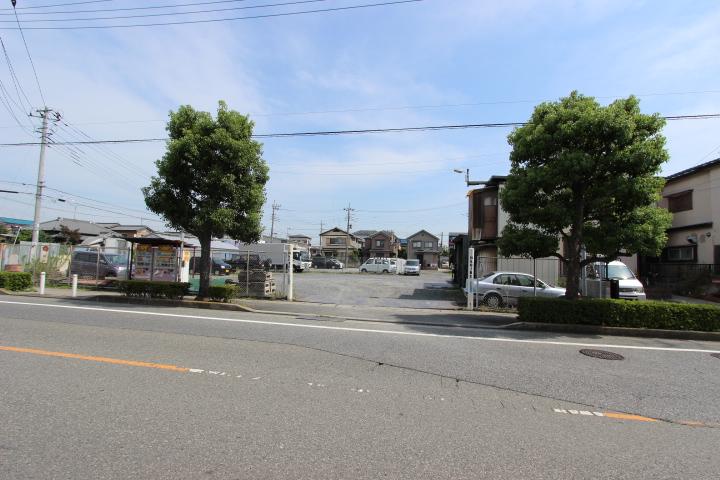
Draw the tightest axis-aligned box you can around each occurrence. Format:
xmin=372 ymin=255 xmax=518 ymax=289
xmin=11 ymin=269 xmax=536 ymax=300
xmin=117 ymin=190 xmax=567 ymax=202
xmin=143 ymin=101 xmax=269 ymax=297
xmin=497 ymin=92 xmax=672 ymax=298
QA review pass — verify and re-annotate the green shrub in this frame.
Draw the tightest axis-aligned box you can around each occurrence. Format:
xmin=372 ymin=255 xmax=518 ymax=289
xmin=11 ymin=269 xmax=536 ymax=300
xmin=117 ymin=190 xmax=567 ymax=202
xmin=207 ymin=285 xmax=237 ymax=303
xmin=117 ymin=280 xmax=190 ymax=300
xmin=518 ymin=297 xmax=720 ymax=331
xmin=0 ymin=271 xmax=33 ymax=291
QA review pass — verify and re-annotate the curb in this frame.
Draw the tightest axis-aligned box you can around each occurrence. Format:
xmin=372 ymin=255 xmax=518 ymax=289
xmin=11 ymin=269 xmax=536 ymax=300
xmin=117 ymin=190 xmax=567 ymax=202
xmin=505 ymin=322 xmax=720 ymax=341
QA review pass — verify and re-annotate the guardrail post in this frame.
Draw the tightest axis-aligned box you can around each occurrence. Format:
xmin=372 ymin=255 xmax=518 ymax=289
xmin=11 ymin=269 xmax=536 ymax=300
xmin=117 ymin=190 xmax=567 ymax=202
xmin=39 ymin=271 xmax=46 ymax=295
xmin=71 ymin=274 xmax=78 ymax=297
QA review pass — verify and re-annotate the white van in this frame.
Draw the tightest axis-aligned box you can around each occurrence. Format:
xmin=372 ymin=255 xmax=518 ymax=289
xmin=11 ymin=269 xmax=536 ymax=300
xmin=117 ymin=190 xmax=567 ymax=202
xmin=359 ymin=258 xmax=395 ymax=274
xmin=586 ymin=260 xmax=646 ymax=300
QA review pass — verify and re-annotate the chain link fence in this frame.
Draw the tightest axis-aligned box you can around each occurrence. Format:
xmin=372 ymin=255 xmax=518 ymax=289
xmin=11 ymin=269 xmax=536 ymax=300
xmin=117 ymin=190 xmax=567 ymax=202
xmin=198 ymin=246 xmax=291 ymax=299
xmin=0 ymin=241 xmax=295 ymax=299
xmin=0 ymin=242 xmax=132 ymax=288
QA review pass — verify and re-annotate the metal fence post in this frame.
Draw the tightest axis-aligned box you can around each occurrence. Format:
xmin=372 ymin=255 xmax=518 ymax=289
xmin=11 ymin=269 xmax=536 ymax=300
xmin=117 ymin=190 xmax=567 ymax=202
xmin=95 ymin=246 xmax=100 ymax=289
xmin=288 ymin=243 xmax=294 ymax=301
xmin=245 ymin=247 xmax=250 ymax=298
xmin=466 ymin=247 xmax=475 ymax=310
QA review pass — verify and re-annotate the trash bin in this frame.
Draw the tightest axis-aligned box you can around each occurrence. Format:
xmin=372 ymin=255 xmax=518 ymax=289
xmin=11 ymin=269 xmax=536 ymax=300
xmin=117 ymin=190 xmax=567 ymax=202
xmin=609 ymin=279 xmax=620 ymax=299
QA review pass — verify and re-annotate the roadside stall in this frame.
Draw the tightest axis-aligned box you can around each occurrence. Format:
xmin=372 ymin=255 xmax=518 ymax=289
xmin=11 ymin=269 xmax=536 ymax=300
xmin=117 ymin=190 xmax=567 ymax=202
xmin=126 ymin=237 xmax=191 ymax=282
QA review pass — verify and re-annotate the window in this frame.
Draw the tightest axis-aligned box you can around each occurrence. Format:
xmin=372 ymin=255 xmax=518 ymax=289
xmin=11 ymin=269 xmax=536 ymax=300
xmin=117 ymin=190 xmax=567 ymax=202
xmin=375 ymin=240 xmax=385 ymax=248
xmin=424 ymin=241 xmax=434 ymax=248
xmin=329 ymin=237 xmax=345 ymax=245
xmin=412 ymin=241 xmax=422 ymax=248
xmin=516 ymin=275 xmax=535 ymax=287
xmin=667 ymin=190 xmax=693 ymax=213
xmin=493 ymin=274 xmax=513 ymax=285
xmin=665 ymin=246 xmax=695 ymax=262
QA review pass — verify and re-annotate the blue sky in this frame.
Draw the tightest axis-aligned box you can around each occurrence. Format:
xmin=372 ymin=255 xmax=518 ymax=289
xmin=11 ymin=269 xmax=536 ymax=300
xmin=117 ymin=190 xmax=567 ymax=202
xmin=1 ymin=0 xmax=719 ymax=243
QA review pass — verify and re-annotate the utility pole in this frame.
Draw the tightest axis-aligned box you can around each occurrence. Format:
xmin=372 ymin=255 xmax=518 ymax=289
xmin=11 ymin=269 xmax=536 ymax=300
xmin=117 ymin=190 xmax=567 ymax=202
xmin=343 ymin=203 xmax=355 ymax=269
xmin=269 ymin=201 xmax=280 ymax=241
xmin=319 ymin=220 xmax=323 ymax=254
xmin=29 ymin=107 xmax=56 ymax=260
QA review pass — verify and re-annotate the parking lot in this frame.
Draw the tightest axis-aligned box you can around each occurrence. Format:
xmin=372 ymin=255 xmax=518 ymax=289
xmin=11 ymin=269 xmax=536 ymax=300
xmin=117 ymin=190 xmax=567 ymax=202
xmin=293 ymin=269 xmax=464 ymax=309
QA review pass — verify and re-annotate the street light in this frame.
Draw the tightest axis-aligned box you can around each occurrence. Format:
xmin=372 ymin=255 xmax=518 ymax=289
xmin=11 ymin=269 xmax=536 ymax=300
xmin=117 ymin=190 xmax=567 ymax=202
xmin=453 ymin=168 xmax=488 ymax=187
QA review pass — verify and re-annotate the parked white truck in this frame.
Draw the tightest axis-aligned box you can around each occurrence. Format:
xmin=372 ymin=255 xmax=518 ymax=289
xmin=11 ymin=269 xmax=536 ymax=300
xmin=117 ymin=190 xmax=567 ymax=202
xmin=234 ymin=242 xmax=308 ymax=272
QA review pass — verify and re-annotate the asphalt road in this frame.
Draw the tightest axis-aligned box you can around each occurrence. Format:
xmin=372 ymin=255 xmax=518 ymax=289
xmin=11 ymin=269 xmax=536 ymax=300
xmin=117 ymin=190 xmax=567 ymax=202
xmin=294 ymin=269 xmax=464 ymax=308
xmin=1 ymin=296 xmax=719 ymax=479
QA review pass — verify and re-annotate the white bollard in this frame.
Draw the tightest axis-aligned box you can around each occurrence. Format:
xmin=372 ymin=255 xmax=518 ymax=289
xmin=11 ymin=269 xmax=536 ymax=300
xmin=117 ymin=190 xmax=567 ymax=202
xmin=39 ymin=271 xmax=46 ymax=295
xmin=71 ymin=274 xmax=78 ymax=297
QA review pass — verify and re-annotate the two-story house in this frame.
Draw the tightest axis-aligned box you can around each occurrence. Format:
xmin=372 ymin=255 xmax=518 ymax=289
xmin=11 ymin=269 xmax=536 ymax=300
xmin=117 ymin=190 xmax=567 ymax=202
xmin=465 ymin=176 xmax=561 ymax=284
xmin=639 ymin=158 xmax=720 ymax=280
xmin=288 ymin=234 xmax=312 ymax=251
xmin=367 ymin=231 xmax=399 ymax=258
xmin=406 ymin=230 xmax=439 ymax=269
xmin=467 ymin=176 xmax=507 ymax=258
xmin=319 ymin=227 xmax=362 ymax=264
xmin=351 ymin=230 xmax=378 ymax=260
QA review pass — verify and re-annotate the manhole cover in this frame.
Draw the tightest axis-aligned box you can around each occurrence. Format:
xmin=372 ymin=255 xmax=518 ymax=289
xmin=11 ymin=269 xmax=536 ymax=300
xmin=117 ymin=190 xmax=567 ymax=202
xmin=711 ymin=353 xmax=720 ymax=360
xmin=579 ymin=349 xmax=624 ymax=360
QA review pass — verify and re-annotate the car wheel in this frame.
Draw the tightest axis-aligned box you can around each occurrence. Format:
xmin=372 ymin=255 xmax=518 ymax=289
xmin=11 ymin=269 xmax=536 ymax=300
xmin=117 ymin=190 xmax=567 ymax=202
xmin=382 ymin=269 xmax=389 ymax=274
xmin=484 ymin=293 xmax=503 ymax=308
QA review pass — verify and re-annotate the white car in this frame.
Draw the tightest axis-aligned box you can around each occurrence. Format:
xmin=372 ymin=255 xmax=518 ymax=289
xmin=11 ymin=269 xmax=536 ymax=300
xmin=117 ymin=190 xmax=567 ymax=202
xmin=464 ymin=271 xmax=566 ymax=307
xmin=404 ymin=259 xmax=420 ymax=275
xmin=359 ymin=258 xmax=394 ymax=274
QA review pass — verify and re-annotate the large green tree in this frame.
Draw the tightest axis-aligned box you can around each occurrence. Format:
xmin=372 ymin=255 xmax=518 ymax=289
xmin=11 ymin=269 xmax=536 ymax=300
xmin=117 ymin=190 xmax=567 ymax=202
xmin=143 ymin=101 xmax=269 ymax=298
xmin=497 ymin=92 xmax=672 ymax=299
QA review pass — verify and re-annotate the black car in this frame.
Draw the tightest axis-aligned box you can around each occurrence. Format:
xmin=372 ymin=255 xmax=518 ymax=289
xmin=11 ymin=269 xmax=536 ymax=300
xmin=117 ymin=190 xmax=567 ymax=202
xmin=189 ymin=257 xmax=233 ymax=275
xmin=311 ymin=256 xmax=343 ymax=269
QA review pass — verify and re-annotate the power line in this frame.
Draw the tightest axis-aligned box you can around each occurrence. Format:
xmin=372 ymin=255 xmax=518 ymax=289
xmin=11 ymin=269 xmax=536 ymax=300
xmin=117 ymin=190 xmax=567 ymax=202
xmin=1 ymin=0 xmax=252 ymax=15
xmin=1 ymin=0 xmax=330 ymax=23
xmin=0 ymin=89 xmax=717 ymax=127
xmin=0 ymin=37 xmax=33 ymax=112
xmin=356 ymin=202 xmax=466 ymax=213
xmin=0 ymin=179 xmax=164 ymax=218
xmin=1 ymin=1 xmax=112 ymax=10
xmin=1 ymin=113 xmax=718 ymax=146
xmin=0 ymin=0 xmax=425 ymax=29
xmin=12 ymin=5 xmax=45 ymax=106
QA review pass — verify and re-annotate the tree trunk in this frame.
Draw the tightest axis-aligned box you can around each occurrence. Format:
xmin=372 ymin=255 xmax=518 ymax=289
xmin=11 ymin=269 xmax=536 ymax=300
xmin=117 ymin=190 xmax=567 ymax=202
xmin=564 ymin=197 xmax=584 ymax=299
xmin=197 ymin=233 xmax=212 ymax=300
xmin=564 ymin=237 xmax=581 ymax=299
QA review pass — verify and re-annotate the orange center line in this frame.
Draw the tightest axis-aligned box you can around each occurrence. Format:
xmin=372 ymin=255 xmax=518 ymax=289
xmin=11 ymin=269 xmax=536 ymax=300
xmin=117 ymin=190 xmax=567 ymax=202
xmin=0 ymin=345 xmax=190 ymax=372
xmin=603 ymin=412 xmax=658 ymax=422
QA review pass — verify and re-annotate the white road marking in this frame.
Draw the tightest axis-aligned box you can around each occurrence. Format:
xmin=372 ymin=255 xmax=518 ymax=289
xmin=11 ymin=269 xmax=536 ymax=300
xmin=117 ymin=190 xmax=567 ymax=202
xmin=1 ymin=299 xmax=719 ymax=354
xmin=555 ymin=409 xmax=605 ymax=417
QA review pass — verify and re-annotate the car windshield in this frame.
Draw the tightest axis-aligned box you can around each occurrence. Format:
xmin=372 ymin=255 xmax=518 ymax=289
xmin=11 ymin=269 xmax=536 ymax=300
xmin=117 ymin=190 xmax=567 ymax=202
xmin=103 ymin=254 xmax=127 ymax=266
xmin=607 ymin=264 xmax=635 ymax=280
xmin=406 ymin=260 xmax=419 ymax=266
xmin=478 ymin=272 xmax=495 ymax=281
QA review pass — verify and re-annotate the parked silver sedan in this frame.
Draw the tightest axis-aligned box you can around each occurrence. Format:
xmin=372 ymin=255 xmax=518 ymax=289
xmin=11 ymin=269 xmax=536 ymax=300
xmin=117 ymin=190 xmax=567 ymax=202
xmin=464 ymin=271 xmax=566 ymax=307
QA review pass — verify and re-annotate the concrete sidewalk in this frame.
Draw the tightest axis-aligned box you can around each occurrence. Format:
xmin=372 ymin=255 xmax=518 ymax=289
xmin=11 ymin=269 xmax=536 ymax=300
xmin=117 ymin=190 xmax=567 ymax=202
xmin=1 ymin=287 xmax=517 ymax=330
